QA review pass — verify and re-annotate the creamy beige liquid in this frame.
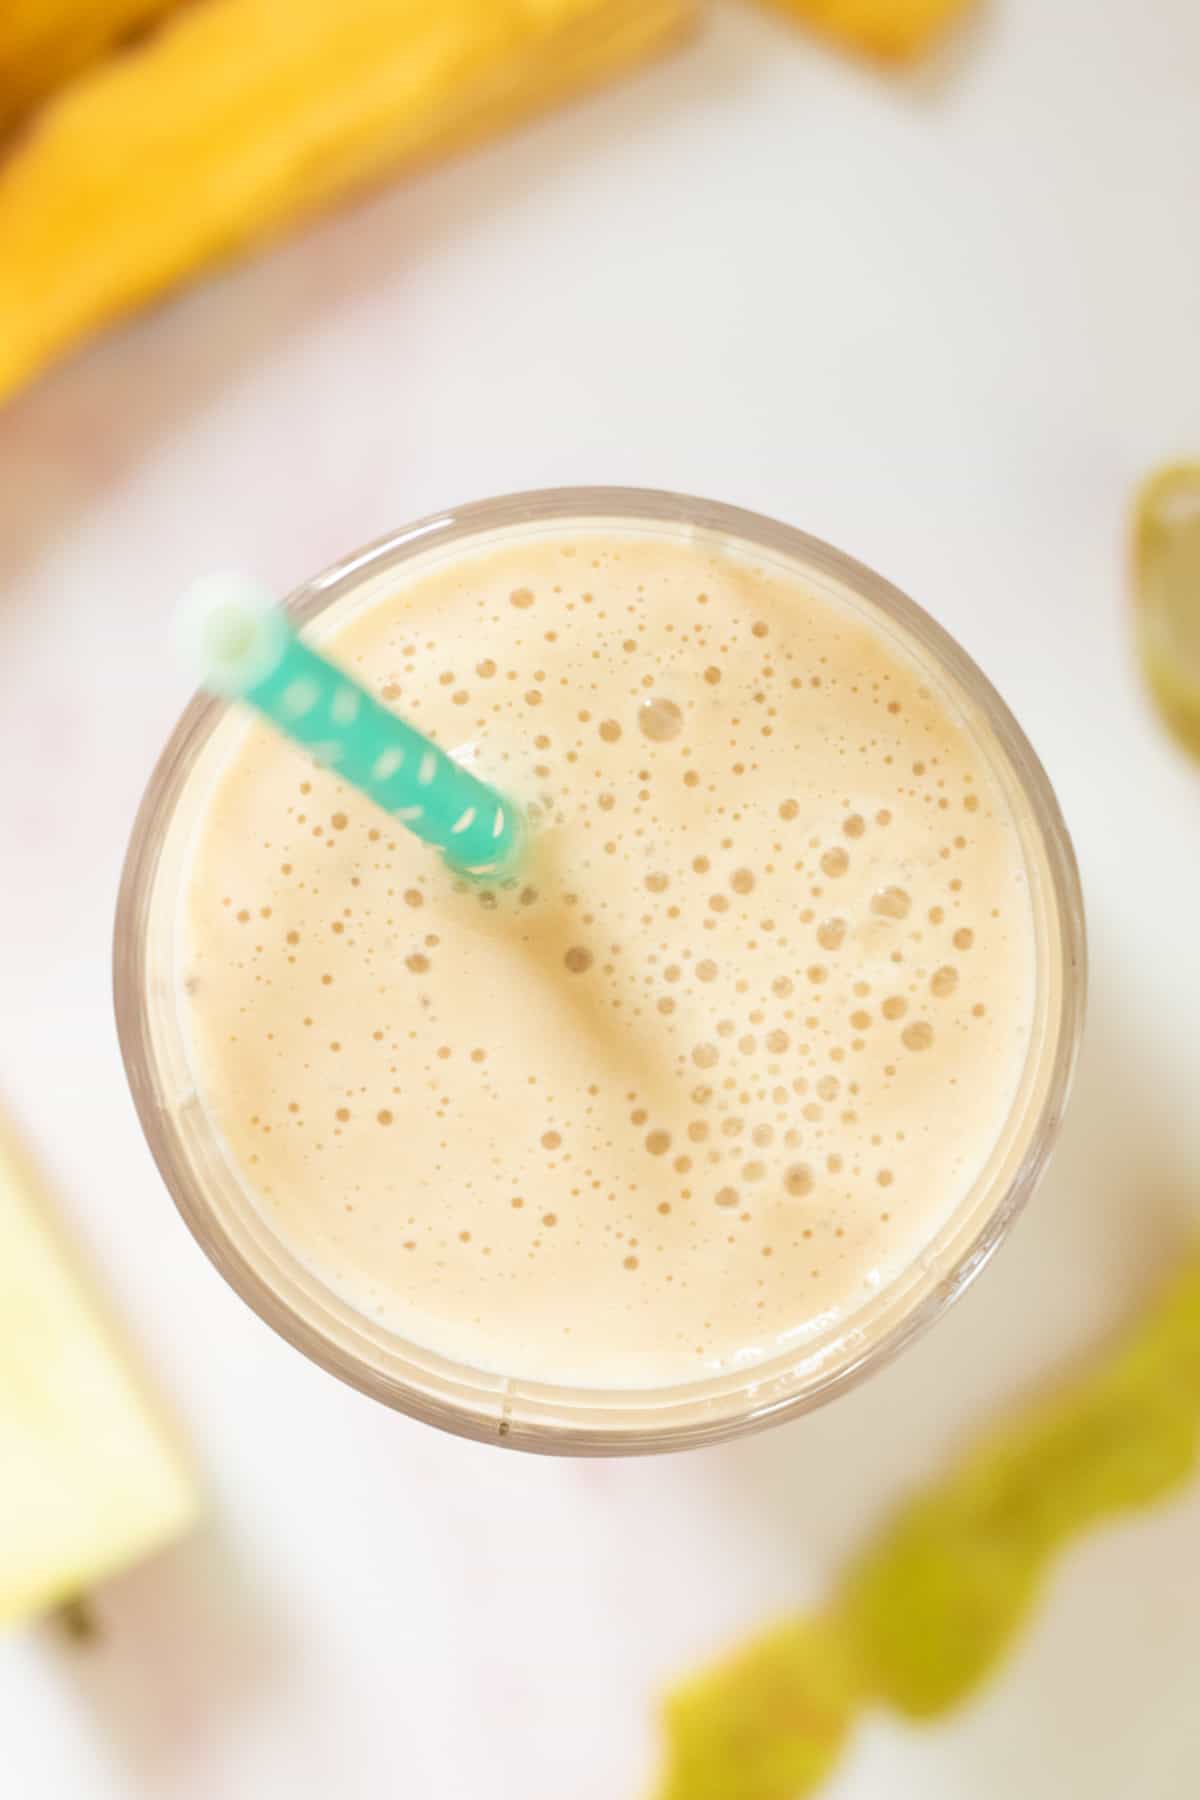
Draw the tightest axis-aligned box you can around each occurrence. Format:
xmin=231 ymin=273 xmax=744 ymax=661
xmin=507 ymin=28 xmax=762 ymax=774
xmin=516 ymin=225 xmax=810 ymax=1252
xmin=183 ymin=531 xmax=1036 ymax=1388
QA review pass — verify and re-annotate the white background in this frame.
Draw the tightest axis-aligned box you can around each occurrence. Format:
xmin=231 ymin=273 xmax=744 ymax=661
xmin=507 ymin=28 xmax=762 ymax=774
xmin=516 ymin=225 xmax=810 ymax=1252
xmin=2 ymin=1 xmax=1199 ymax=1794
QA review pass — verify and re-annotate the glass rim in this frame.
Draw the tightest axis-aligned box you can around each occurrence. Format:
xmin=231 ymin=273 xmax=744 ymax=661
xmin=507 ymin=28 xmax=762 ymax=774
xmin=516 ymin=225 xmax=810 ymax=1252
xmin=114 ymin=486 xmax=1087 ymax=1455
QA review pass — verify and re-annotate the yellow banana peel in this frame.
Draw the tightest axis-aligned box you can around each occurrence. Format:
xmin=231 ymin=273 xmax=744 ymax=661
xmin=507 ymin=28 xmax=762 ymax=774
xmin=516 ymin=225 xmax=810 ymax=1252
xmin=0 ymin=0 xmax=693 ymax=405
xmin=765 ymin=0 xmax=973 ymax=60
xmin=0 ymin=1 xmax=183 ymax=130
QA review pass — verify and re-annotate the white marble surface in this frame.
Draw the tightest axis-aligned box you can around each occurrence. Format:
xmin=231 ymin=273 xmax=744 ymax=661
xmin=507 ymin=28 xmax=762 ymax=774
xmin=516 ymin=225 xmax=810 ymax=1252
xmin=2 ymin=1 xmax=1199 ymax=1794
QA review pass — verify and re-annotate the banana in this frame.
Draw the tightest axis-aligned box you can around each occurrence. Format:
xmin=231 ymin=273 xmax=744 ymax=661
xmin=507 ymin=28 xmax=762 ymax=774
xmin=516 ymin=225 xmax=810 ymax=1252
xmin=766 ymin=0 xmax=972 ymax=60
xmin=0 ymin=0 xmax=693 ymax=405
xmin=0 ymin=0 xmax=182 ymax=130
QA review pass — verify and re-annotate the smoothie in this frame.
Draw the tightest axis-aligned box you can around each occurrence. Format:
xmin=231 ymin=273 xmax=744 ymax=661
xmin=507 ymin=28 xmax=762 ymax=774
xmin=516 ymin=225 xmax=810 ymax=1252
xmin=179 ymin=527 xmax=1038 ymax=1389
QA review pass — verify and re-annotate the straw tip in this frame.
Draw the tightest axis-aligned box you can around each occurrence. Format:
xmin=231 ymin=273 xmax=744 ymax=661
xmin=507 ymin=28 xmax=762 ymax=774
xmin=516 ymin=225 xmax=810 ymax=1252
xmin=449 ymin=802 xmax=529 ymax=883
xmin=178 ymin=573 xmax=288 ymax=699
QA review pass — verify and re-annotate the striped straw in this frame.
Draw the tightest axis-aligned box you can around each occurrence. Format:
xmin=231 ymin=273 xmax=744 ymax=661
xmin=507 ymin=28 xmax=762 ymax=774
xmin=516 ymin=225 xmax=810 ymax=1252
xmin=182 ymin=575 xmax=524 ymax=878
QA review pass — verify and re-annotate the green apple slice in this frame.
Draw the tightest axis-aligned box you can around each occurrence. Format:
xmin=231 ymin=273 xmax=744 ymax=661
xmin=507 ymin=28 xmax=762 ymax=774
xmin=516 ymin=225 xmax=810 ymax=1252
xmin=0 ymin=1115 xmax=199 ymax=1629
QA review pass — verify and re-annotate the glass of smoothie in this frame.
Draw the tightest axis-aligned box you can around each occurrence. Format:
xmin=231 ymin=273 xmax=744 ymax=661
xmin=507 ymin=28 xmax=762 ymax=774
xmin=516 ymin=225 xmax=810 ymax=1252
xmin=114 ymin=489 xmax=1086 ymax=1453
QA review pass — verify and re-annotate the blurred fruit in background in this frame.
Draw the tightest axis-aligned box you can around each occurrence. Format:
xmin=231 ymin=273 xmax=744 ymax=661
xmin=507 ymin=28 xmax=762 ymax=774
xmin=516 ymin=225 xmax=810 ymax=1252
xmin=1 ymin=1112 xmax=198 ymax=1632
xmin=660 ymin=1617 xmax=859 ymax=1800
xmin=0 ymin=0 xmax=182 ymax=127
xmin=768 ymin=0 xmax=971 ymax=61
xmin=0 ymin=0 xmax=695 ymax=407
xmin=0 ymin=0 xmax=979 ymax=410
xmin=1133 ymin=462 xmax=1200 ymax=761
xmin=658 ymin=1253 xmax=1200 ymax=1799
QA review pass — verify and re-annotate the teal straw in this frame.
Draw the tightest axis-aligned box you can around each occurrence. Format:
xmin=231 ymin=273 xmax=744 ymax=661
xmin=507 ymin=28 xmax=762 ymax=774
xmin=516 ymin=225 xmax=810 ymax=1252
xmin=183 ymin=575 xmax=524 ymax=878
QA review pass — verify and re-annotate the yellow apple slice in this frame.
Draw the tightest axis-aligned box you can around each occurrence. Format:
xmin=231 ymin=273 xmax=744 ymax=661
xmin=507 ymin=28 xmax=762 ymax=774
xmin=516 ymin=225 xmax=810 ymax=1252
xmin=0 ymin=1115 xmax=199 ymax=1630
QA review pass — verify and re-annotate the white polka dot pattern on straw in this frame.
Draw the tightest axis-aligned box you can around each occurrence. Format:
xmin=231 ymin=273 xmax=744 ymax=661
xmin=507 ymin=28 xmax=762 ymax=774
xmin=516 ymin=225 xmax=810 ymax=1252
xmin=183 ymin=574 xmax=524 ymax=876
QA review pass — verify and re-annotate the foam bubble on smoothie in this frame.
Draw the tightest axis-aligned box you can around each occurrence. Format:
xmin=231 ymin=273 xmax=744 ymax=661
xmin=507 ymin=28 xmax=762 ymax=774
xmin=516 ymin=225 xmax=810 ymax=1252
xmin=182 ymin=533 xmax=1036 ymax=1388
